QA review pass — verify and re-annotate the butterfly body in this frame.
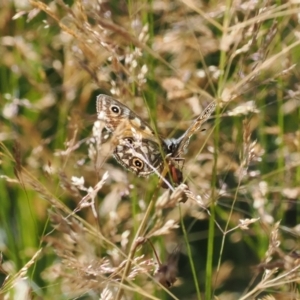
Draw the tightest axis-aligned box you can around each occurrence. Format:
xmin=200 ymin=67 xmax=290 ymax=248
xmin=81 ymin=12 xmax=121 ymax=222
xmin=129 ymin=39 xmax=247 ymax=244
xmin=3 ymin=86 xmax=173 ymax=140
xmin=96 ymin=94 xmax=216 ymax=186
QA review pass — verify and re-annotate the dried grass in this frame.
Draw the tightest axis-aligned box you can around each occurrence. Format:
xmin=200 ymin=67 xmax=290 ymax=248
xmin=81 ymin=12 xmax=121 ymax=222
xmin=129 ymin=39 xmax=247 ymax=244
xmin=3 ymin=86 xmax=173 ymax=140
xmin=1 ymin=0 xmax=300 ymax=299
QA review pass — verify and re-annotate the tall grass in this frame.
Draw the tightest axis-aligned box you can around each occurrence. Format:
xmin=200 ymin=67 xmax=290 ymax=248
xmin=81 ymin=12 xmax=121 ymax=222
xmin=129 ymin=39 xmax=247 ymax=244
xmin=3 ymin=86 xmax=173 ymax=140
xmin=1 ymin=0 xmax=300 ymax=299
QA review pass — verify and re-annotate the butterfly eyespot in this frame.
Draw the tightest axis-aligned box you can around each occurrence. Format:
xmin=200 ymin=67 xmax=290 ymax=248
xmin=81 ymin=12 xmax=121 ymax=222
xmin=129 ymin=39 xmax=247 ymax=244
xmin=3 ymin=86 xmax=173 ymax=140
xmin=132 ymin=158 xmax=144 ymax=169
xmin=110 ymin=105 xmax=121 ymax=115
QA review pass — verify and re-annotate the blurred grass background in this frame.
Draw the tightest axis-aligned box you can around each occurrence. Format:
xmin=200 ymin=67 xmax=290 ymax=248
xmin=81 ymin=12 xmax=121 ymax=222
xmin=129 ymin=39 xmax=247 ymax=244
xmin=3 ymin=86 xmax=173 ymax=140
xmin=1 ymin=0 xmax=300 ymax=299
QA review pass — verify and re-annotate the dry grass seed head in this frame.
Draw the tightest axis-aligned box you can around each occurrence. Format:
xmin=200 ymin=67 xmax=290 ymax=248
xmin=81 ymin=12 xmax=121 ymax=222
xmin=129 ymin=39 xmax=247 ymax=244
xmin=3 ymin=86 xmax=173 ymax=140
xmin=146 ymin=220 xmax=180 ymax=239
xmin=156 ymin=183 xmax=190 ymax=209
xmin=265 ymin=221 xmax=281 ymax=263
xmin=44 ymin=212 xmax=130 ymax=296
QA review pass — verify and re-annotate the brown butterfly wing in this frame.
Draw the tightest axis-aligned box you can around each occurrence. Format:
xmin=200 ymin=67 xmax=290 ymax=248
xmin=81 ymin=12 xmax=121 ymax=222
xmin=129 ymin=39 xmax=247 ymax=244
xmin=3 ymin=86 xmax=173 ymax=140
xmin=174 ymin=100 xmax=216 ymax=157
xmin=96 ymin=94 xmax=155 ymax=137
xmin=96 ymin=94 xmax=165 ymax=176
xmin=160 ymin=101 xmax=216 ymax=187
xmin=113 ymin=138 xmax=165 ymax=176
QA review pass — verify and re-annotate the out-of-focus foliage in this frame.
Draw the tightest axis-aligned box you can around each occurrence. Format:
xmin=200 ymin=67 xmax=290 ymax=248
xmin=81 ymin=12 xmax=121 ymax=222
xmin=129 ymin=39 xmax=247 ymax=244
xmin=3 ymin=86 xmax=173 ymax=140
xmin=1 ymin=0 xmax=300 ymax=299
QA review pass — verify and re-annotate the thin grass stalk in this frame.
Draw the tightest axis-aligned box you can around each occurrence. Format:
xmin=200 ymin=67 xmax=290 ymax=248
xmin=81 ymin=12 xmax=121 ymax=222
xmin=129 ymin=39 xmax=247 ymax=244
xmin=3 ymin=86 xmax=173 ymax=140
xmin=277 ymin=79 xmax=285 ymax=220
xmin=180 ymin=206 xmax=202 ymax=300
xmin=216 ymin=0 xmax=233 ymax=96
xmin=215 ymin=173 xmax=242 ymax=287
xmin=116 ymin=198 xmax=155 ymax=300
xmin=204 ymin=0 xmax=232 ymax=297
xmin=205 ymin=200 xmax=215 ymax=300
xmin=205 ymin=108 xmax=220 ymax=300
xmin=297 ymin=108 xmax=300 ymax=225
xmin=206 ymin=4 xmax=230 ymax=286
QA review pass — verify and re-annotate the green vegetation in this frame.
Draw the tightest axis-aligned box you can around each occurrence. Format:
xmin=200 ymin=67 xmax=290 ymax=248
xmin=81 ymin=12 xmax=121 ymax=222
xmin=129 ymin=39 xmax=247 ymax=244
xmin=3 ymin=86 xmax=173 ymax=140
xmin=1 ymin=0 xmax=300 ymax=299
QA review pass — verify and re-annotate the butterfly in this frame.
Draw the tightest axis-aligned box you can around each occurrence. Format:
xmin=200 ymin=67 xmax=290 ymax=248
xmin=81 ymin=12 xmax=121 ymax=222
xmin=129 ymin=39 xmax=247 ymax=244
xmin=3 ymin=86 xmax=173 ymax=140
xmin=96 ymin=94 xmax=216 ymax=187
xmin=154 ymin=245 xmax=181 ymax=288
